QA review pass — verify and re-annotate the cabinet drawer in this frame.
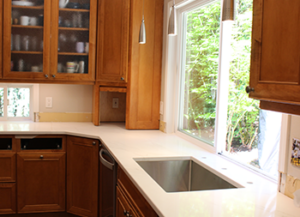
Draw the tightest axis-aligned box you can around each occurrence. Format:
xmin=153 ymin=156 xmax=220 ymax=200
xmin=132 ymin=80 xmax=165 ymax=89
xmin=0 ymin=183 xmax=16 ymax=215
xmin=0 ymin=153 xmax=16 ymax=182
xmin=116 ymin=186 xmax=138 ymax=217
xmin=117 ymin=167 xmax=157 ymax=217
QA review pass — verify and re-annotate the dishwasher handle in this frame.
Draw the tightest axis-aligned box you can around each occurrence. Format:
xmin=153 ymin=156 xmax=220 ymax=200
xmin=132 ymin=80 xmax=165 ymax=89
xmin=99 ymin=149 xmax=114 ymax=170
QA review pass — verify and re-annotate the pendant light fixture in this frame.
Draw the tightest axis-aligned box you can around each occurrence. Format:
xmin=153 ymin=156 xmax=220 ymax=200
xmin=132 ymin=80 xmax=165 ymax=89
xmin=139 ymin=0 xmax=146 ymax=44
xmin=168 ymin=0 xmax=177 ymax=36
xmin=222 ymin=0 xmax=235 ymax=21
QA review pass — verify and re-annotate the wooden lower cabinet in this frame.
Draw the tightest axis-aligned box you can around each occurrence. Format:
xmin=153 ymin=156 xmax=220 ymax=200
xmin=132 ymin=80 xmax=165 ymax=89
xmin=0 ymin=183 xmax=16 ymax=215
xmin=116 ymin=187 xmax=138 ymax=217
xmin=67 ymin=136 xmax=99 ymax=217
xmin=17 ymin=153 xmax=66 ymax=213
xmin=117 ymin=167 xmax=157 ymax=217
xmin=0 ymin=153 xmax=16 ymax=183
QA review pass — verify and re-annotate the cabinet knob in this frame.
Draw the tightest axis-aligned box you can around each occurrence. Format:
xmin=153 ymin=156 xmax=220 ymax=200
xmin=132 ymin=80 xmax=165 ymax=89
xmin=52 ymin=74 xmax=56 ymax=78
xmin=44 ymin=74 xmax=49 ymax=78
xmin=40 ymin=155 xmax=44 ymax=159
xmin=121 ymin=77 xmax=124 ymax=81
xmin=92 ymin=141 xmax=96 ymax=145
xmin=245 ymin=86 xmax=255 ymax=94
xmin=123 ymin=210 xmax=127 ymax=216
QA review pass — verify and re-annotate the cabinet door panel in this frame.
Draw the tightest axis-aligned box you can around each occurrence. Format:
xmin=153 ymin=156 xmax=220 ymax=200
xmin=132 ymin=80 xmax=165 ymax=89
xmin=126 ymin=0 xmax=163 ymax=129
xmin=0 ymin=0 xmax=3 ymax=79
xmin=67 ymin=136 xmax=98 ymax=217
xmin=249 ymin=0 xmax=300 ymax=104
xmin=0 ymin=153 xmax=16 ymax=182
xmin=50 ymin=0 xmax=97 ymax=82
xmin=17 ymin=153 xmax=66 ymax=213
xmin=3 ymin=0 xmax=51 ymax=80
xmin=0 ymin=183 xmax=16 ymax=215
xmin=116 ymin=187 xmax=138 ymax=217
xmin=97 ymin=0 xmax=130 ymax=83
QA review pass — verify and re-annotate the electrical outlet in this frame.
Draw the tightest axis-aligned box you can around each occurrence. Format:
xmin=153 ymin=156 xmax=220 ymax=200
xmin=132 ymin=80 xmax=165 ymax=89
xmin=46 ymin=97 xmax=52 ymax=108
xmin=112 ymin=98 xmax=119 ymax=108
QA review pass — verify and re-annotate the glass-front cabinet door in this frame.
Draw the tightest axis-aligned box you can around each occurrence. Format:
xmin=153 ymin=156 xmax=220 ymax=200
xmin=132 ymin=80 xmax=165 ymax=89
xmin=0 ymin=0 xmax=3 ymax=79
xmin=3 ymin=0 xmax=51 ymax=80
xmin=50 ymin=0 xmax=96 ymax=81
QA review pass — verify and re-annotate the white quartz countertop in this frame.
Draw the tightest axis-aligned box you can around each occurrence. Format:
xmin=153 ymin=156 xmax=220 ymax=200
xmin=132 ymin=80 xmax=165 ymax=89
xmin=0 ymin=121 xmax=299 ymax=217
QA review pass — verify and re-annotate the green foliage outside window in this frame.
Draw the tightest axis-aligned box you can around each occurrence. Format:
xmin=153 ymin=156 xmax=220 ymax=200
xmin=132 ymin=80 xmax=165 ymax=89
xmin=183 ymin=0 xmax=259 ymax=150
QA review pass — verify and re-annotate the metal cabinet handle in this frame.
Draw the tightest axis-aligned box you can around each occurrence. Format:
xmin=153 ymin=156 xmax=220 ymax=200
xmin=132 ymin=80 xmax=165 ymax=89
xmin=123 ymin=210 xmax=127 ymax=216
xmin=92 ymin=141 xmax=96 ymax=145
xmin=121 ymin=77 xmax=124 ymax=81
xmin=245 ymin=86 xmax=254 ymax=93
xmin=52 ymin=74 xmax=56 ymax=78
xmin=99 ymin=149 xmax=114 ymax=170
xmin=45 ymin=74 xmax=49 ymax=78
xmin=40 ymin=155 xmax=44 ymax=159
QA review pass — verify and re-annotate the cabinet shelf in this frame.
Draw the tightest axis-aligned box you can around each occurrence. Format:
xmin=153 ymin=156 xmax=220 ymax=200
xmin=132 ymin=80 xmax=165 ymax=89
xmin=12 ymin=5 xmax=44 ymax=10
xmin=58 ymin=27 xmax=89 ymax=31
xmin=59 ymin=8 xmax=90 ymax=12
xmin=12 ymin=25 xmax=43 ymax=29
xmin=11 ymin=51 xmax=43 ymax=55
xmin=58 ymin=52 xmax=88 ymax=56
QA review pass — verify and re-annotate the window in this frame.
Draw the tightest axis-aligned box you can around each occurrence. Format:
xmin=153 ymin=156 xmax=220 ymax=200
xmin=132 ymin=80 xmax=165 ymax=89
xmin=174 ymin=0 xmax=282 ymax=181
xmin=0 ymin=84 xmax=38 ymax=121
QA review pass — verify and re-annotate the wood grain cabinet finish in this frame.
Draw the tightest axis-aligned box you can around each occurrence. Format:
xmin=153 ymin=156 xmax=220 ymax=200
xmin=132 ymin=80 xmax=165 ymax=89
xmin=0 ymin=183 xmax=16 ymax=215
xmin=0 ymin=0 xmax=3 ymax=79
xmin=2 ymin=0 xmax=97 ymax=83
xmin=126 ymin=0 xmax=163 ymax=129
xmin=67 ymin=136 xmax=99 ymax=217
xmin=116 ymin=187 xmax=138 ymax=217
xmin=96 ymin=0 xmax=130 ymax=83
xmin=0 ymin=153 xmax=16 ymax=183
xmin=3 ymin=0 xmax=51 ymax=80
xmin=17 ymin=152 xmax=66 ymax=213
xmin=117 ymin=167 xmax=158 ymax=217
xmin=249 ymin=0 xmax=300 ymax=113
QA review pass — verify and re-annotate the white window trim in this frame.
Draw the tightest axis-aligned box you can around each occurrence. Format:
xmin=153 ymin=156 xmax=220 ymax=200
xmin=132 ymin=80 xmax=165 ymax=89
xmin=0 ymin=83 xmax=39 ymax=121
xmin=162 ymin=0 xmax=290 ymax=182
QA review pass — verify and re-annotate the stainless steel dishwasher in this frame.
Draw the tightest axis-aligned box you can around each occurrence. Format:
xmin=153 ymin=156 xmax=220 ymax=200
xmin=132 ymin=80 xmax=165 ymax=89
xmin=99 ymin=144 xmax=117 ymax=217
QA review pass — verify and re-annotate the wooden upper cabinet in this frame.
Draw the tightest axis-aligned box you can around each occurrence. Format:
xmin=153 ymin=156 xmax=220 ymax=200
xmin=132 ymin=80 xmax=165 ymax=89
xmin=126 ymin=0 xmax=163 ymax=129
xmin=50 ymin=0 xmax=97 ymax=82
xmin=17 ymin=152 xmax=66 ymax=213
xmin=2 ymin=0 xmax=96 ymax=82
xmin=96 ymin=0 xmax=130 ymax=83
xmin=67 ymin=136 xmax=99 ymax=217
xmin=3 ymin=0 xmax=51 ymax=80
xmin=0 ymin=0 xmax=3 ymax=79
xmin=249 ymin=0 xmax=300 ymax=108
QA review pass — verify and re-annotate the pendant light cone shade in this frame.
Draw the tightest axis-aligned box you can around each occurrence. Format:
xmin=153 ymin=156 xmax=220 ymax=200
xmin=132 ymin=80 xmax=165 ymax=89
xmin=168 ymin=4 xmax=177 ymax=35
xmin=139 ymin=18 xmax=146 ymax=44
xmin=222 ymin=0 xmax=235 ymax=21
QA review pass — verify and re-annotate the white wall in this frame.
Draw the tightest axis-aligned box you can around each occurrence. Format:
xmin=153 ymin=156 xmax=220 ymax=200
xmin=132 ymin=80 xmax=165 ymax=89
xmin=39 ymin=84 xmax=93 ymax=113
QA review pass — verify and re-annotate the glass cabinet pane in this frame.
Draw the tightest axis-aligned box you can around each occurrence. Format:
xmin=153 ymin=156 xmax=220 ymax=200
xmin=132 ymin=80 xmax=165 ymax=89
xmin=57 ymin=0 xmax=90 ymax=74
xmin=10 ymin=0 xmax=45 ymax=73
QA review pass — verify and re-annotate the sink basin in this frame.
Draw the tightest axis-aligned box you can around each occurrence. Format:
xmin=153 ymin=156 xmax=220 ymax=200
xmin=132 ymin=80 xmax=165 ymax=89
xmin=135 ymin=158 xmax=242 ymax=193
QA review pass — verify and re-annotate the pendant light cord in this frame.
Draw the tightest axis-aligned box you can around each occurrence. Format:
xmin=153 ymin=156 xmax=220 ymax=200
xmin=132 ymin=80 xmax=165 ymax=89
xmin=142 ymin=0 xmax=144 ymax=20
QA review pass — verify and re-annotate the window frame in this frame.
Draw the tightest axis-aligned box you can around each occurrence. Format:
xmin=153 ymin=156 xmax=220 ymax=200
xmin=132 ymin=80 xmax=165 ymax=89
xmin=174 ymin=0 xmax=224 ymax=154
xmin=165 ymin=0 xmax=289 ymax=182
xmin=0 ymin=83 xmax=39 ymax=121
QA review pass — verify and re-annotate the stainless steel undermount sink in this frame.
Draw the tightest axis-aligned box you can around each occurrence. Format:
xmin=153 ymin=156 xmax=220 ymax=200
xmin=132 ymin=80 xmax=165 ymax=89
xmin=135 ymin=158 xmax=243 ymax=193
